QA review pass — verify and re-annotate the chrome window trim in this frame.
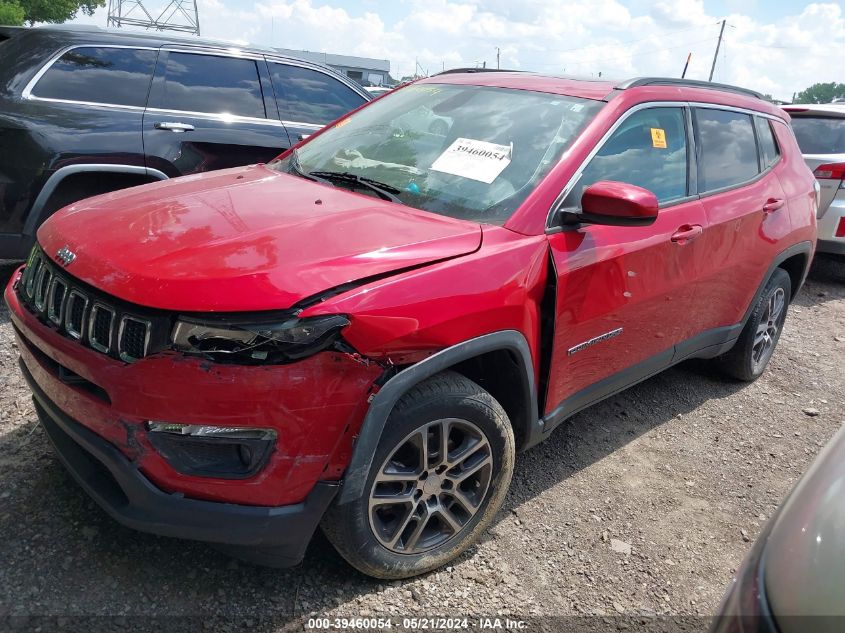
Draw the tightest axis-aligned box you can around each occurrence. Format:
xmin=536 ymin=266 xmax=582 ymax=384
xmin=46 ymin=276 xmax=68 ymax=326
xmin=117 ymin=315 xmax=152 ymax=363
xmin=281 ymin=120 xmax=323 ymax=130
xmin=160 ymin=46 xmax=264 ymax=61
xmin=265 ymin=57 xmax=371 ymax=100
xmin=88 ymin=303 xmax=115 ymax=354
xmin=65 ymin=290 xmax=89 ymax=341
xmin=144 ymin=106 xmax=282 ymax=126
xmin=22 ymin=44 xmax=159 ymax=107
xmin=546 ymin=100 xmax=786 ymax=231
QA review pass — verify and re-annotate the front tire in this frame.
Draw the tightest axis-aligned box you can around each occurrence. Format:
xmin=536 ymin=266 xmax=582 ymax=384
xmin=719 ymin=268 xmax=791 ymax=381
xmin=322 ymin=371 xmax=515 ymax=579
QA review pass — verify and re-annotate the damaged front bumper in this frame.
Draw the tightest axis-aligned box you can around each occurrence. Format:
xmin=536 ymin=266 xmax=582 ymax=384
xmin=4 ymin=268 xmax=385 ymax=560
xmin=24 ymin=358 xmax=337 ymax=565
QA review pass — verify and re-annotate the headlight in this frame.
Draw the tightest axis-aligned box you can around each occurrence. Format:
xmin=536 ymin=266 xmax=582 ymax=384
xmin=171 ymin=314 xmax=351 ymax=364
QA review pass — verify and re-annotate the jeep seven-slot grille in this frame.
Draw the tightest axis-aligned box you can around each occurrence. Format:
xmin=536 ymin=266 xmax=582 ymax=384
xmin=17 ymin=248 xmax=165 ymax=363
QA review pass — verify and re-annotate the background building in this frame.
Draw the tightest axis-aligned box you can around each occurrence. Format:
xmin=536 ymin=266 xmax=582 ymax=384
xmin=274 ymin=48 xmax=391 ymax=87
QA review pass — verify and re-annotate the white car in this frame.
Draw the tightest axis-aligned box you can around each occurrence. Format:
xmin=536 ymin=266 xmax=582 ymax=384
xmin=784 ymin=103 xmax=845 ymax=256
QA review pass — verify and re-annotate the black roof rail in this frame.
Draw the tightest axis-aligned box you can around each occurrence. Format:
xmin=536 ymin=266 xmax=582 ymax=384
xmin=616 ymin=77 xmax=766 ymax=100
xmin=434 ymin=67 xmax=522 ymax=76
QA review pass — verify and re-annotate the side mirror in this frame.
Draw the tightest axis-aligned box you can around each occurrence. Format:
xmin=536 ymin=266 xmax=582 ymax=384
xmin=566 ymin=180 xmax=659 ymax=227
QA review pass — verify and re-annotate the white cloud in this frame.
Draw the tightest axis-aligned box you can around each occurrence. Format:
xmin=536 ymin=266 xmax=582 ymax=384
xmin=70 ymin=0 xmax=845 ymax=101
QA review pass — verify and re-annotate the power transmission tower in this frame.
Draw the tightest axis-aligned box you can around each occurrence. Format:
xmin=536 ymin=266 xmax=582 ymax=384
xmin=107 ymin=0 xmax=201 ymax=36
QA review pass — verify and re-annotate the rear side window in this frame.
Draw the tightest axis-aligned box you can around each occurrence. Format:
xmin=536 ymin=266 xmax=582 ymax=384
xmin=694 ymin=108 xmax=759 ymax=192
xmin=270 ymin=63 xmax=366 ymax=125
xmin=790 ymin=116 xmax=845 ymax=154
xmin=161 ymin=52 xmax=265 ymax=119
xmin=754 ymin=117 xmax=779 ymax=169
xmin=32 ymin=46 xmax=157 ymax=107
xmin=563 ymin=106 xmax=689 ymax=207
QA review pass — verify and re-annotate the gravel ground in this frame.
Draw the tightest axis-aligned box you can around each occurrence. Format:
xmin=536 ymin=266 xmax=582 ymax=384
xmin=0 ymin=257 xmax=842 ymax=629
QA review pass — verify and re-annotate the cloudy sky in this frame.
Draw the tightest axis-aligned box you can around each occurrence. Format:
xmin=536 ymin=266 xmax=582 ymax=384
xmin=71 ymin=0 xmax=844 ymax=101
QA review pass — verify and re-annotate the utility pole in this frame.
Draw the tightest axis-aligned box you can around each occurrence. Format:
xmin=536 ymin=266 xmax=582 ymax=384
xmin=495 ymin=47 xmax=500 ymax=69
xmin=709 ymin=19 xmax=726 ymax=82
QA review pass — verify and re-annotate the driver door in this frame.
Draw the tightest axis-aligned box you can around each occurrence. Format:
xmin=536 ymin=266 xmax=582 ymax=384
xmin=544 ymin=105 xmax=709 ymax=418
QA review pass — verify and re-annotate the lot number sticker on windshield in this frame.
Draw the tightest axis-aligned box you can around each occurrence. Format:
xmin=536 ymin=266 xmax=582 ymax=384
xmin=650 ymin=128 xmax=667 ymax=149
xmin=431 ymin=138 xmax=512 ymax=184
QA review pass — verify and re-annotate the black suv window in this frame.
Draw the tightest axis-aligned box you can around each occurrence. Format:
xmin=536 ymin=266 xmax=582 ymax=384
xmin=32 ymin=46 xmax=157 ymax=107
xmin=161 ymin=52 xmax=265 ymax=119
xmin=755 ymin=117 xmax=779 ymax=169
xmin=270 ymin=62 xmax=366 ymax=125
xmin=563 ymin=107 xmax=689 ymax=207
xmin=694 ymin=108 xmax=759 ymax=192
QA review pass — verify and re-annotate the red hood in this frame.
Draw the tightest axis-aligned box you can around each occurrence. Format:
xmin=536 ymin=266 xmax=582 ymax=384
xmin=37 ymin=165 xmax=481 ymax=312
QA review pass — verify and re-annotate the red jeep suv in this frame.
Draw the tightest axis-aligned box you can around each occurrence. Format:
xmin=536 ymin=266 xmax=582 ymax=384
xmin=5 ymin=71 xmax=817 ymax=579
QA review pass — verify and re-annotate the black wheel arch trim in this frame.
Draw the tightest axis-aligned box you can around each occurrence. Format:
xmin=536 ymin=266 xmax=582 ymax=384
xmin=337 ymin=330 xmax=537 ymax=505
xmin=740 ymin=240 xmax=813 ymax=327
xmin=23 ymin=164 xmax=169 ymax=236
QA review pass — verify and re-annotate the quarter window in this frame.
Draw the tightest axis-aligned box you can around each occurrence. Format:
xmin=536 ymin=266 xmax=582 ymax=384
xmin=563 ymin=107 xmax=689 ymax=208
xmin=754 ymin=117 xmax=779 ymax=170
xmin=270 ymin=63 xmax=366 ymax=125
xmin=161 ymin=52 xmax=265 ymax=119
xmin=32 ymin=46 xmax=157 ymax=107
xmin=694 ymin=108 xmax=759 ymax=192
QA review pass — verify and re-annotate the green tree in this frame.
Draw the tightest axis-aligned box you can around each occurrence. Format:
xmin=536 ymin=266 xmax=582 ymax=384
xmin=794 ymin=82 xmax=845 ymax=104
xmin=0 ymin=0 xmax=104 ymax=26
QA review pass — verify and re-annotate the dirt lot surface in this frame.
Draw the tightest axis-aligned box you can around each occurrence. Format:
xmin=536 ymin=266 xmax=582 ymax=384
xmin=0 ymin=257 xmax=843 ymax=630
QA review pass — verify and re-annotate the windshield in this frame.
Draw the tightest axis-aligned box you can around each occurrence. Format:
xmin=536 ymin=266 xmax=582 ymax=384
xmin=269 ymin=83 xmax=602 ymax=224
xmin=790 ymin=116 xmax=845 ymax=154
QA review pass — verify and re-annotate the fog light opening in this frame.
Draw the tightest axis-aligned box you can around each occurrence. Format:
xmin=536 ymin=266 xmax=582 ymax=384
xmin=146 ymin=422 xmax=277 ymax=479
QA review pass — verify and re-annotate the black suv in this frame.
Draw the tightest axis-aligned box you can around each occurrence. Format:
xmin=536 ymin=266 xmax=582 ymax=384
xmin=0 ymin=26 xmax=370 ymax=259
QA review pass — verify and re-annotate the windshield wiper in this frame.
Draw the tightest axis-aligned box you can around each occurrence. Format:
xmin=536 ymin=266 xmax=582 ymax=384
xmin=307 ymin=170 xmax=402 ymax=203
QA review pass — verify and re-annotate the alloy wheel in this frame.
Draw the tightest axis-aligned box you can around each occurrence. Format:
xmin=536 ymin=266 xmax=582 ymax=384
xmin=751 ymin=287 xmax=786 ymax=372
xmin=368 ymin=418 xmax=493 ymax=554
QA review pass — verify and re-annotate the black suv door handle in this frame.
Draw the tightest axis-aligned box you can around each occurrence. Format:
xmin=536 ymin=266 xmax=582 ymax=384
xmin=154 ymin=122 xmax=195 ymax=133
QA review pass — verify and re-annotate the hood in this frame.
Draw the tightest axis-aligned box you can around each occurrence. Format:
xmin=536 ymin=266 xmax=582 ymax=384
xmin=37 ymin=165 xmax=482 ymax=312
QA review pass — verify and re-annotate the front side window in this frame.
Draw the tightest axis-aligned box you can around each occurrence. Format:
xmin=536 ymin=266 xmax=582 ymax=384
xmin=754 ymin=117 xmax=780 ymax=169
xmin=161 ymin=52 xmax=265 ymax=119
xmin=32 ymin=46 xmax=157 ymax=107
xmin=270 ymin=63 xmax=366 ymax=125
xmin=270 ymin=84 xmax=602 ymax=224
xmin=694 ymin=108 xmax=759 ymax=192
xmin=562 ymin=107 xmax=689 ymax=208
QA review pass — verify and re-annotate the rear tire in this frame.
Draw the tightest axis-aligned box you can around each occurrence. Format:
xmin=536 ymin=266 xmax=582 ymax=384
xmin=719 ymin=268 xmax=791 ymax=381
xmin=321 ymin=371 xmax=515 ymax=579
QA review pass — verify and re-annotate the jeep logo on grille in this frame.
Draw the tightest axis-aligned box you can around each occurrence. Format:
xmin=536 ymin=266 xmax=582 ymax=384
xmin=56 ymin=246 xmax=76 ymax=266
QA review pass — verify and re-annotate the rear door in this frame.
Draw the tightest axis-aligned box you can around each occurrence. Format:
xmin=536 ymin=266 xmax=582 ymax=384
xmin=544 ymin=105 xmax=709 ymax=417
xmin=266 ymin=60 xmax=368 ymax=143
xmin=691 ymin=107 xmax=790 ymax=332
xmin=143 ymin=49 xmax=291 ymax=177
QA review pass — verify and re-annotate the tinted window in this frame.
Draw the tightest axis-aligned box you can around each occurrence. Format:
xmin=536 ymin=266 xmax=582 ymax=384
xmin=755 ymin=117 xmax=779 ymax=169
xmin=270 ymin=63 xmax=366 ymax=125
xmin=790 ymin=116 xmax=845 ymax=154
xmin=563 ymin=107 xmax=688 ymax=207
xmin=695 ymin=108 xmax=759 ymax=191
xmin=32 ymin=46 xmax=156 ymax=107
xmin=161 ymin=53 xmax=265 ymax=118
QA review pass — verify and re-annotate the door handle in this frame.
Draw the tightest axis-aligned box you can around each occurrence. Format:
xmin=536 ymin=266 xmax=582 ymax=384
xmin=762 ymin=198 xmax=784 ymax=213
xmin=154 ymin=121 xmax=195 ymax=133
xmin=670 ymin=224 xmax=703 ymax=244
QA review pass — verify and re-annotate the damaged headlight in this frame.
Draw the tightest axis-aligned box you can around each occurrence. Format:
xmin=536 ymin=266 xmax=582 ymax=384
xmin=171 ymin=314 xmax=351 ymax=364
